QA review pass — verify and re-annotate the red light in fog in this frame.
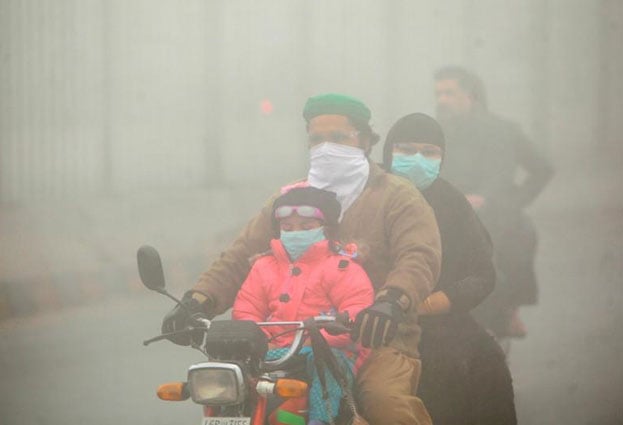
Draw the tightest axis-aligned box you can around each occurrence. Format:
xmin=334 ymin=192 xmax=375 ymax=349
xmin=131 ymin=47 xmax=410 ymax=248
xmin=260 ymin=99 xmax=274 ymax=115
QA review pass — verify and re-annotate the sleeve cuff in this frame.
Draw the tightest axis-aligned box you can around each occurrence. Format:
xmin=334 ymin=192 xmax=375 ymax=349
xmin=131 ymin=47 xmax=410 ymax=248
xmin=375 ymin=287 xmax=412 ymax=312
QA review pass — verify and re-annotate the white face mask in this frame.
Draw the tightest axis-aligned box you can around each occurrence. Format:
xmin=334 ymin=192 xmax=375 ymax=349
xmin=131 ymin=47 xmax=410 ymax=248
xmin=307 ymin=142 xmax=370 ymax=219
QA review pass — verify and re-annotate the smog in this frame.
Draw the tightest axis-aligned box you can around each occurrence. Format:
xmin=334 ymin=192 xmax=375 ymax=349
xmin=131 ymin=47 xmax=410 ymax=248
xmin=1 ymin=2 xmax=621 ymax=425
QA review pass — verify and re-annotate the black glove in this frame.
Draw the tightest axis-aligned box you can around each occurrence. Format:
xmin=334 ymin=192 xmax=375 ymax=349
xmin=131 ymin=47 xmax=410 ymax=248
xmin=161 ymin=291 xmax=211 ymax=346
xmin=351 ymin=289 xmax=409 ymax=348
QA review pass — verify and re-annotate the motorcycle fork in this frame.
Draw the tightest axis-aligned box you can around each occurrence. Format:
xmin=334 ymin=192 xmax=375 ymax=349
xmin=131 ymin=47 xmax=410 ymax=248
xmin=252 ymin=396 xmax=268 ymax=425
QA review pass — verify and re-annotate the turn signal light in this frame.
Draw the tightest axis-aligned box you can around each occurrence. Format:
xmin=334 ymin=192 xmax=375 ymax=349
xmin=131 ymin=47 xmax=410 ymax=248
xmin=274 ymin=378 xmax=308 ymax=398
xmin=157 ymin=382 xmax=190 ymax=401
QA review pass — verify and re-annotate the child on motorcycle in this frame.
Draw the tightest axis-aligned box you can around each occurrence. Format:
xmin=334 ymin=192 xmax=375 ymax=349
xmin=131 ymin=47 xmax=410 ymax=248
xmin=232 ymin=185 xmax=374 ymax=425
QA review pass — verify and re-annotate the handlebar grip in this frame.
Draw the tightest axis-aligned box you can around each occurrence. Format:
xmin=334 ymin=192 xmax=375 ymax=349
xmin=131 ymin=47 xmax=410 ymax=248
xmin=188 ymin=314 xmax=210 ymax=327
xmin=323 ymin=322 xmax=352 ymax=336
xmin=335 ymin=311 xmax=351 ymax=326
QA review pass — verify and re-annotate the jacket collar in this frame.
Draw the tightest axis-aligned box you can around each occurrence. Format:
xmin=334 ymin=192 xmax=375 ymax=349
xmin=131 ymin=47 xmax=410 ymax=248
xmin=365 ymin=160 xmax=386 ymax=188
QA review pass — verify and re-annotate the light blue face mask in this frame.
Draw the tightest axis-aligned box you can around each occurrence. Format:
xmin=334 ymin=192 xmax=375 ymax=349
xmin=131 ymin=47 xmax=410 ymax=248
xmin=280 ymin=227 xmax=326 ymax=261
xmin=391 ymin=153 xmax=441 ymax=190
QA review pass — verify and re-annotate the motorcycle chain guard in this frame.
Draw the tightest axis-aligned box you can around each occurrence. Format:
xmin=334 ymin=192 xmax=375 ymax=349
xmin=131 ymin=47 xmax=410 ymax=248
xmin=204 ymin=320 xmax=269 ymax=363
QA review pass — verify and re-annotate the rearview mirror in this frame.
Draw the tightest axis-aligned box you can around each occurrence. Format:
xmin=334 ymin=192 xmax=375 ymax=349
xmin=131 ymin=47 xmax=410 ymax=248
xmin=137 ymin=245 xmax=166 ymax=291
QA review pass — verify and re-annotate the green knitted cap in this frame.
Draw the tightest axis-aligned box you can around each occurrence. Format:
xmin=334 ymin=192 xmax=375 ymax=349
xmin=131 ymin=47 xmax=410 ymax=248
xmin=302 ymin=93 xmax=371 ymax=125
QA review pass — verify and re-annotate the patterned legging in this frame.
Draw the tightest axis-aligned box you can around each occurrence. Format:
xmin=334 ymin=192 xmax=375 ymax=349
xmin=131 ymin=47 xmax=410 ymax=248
xmin=266 ymin=346 xmax=355 ymax=423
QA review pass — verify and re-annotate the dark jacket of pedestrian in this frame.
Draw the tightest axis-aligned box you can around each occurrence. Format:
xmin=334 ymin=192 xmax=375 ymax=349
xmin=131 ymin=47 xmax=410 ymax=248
xmin=440 ymin=110 xmax=553 ymax=217
xmin=440 ymin=106 xmax=554 ymax=337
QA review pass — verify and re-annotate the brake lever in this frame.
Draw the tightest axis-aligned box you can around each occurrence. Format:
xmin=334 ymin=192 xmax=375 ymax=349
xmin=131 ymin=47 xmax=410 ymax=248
xmin=142 ymin=327 xmax=208 ymax=346
xmin=143 ymin=330 xmax=187 ymax=346
xmin=322 ymin=311 xmax=353 ymax=336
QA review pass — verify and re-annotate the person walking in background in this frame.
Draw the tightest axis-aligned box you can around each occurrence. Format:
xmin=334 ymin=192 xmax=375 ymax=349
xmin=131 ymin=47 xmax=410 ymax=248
xmin=434 ymin=66 xmax=554 ymax=339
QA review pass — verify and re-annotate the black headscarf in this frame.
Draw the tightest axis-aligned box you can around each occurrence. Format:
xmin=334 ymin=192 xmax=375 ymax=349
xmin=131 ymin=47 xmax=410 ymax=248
xmin=382 ymin=113 xmax=446 ymax=171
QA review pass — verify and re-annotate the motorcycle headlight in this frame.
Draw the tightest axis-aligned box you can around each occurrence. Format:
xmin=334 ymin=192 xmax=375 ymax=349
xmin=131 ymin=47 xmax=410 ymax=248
xmin=187 ymin=362 xmax=246 ymax=406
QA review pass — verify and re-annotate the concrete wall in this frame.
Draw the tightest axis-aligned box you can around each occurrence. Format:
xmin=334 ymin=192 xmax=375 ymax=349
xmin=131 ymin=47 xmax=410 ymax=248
xmin=3 ymin=0 xmax=618 ymax=199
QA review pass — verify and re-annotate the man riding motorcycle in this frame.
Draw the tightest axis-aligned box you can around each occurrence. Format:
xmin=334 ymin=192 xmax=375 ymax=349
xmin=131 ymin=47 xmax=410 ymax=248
xmin=162 ymin=93 xmax=441 ymax=425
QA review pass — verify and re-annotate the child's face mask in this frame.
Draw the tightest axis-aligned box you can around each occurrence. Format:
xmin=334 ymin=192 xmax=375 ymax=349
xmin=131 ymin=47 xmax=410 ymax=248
xmin=280 ymin=227 xmax=325 ymax=261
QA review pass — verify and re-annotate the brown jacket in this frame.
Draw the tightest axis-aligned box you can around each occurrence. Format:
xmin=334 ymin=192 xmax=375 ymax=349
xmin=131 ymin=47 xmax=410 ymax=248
xmin=193 ymin=162 xmax=441 ymax=355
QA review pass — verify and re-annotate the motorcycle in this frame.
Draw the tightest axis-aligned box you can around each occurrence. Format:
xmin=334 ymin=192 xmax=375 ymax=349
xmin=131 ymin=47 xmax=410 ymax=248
xmin=137 ymin=245 xmax=363 ymax=425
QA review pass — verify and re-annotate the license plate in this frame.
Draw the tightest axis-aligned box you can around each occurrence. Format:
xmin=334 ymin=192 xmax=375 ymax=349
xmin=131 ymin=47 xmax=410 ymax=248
xmin=202 ymin=418 xmax=251 ymax=425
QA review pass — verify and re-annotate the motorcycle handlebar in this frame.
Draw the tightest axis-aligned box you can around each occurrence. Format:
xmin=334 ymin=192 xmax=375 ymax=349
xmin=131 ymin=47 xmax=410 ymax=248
xmin=143 ymin=330 xmax=190 ymax=346
xmin=144 ymin=315 xmax=352 ymax=366
xmin=260 ymin=315 xmax=352 ymax=368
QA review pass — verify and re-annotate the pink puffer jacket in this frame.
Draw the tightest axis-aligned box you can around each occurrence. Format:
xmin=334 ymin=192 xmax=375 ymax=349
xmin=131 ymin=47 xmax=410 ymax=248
xmin=233 ymin=239 xmax=374 ymax=352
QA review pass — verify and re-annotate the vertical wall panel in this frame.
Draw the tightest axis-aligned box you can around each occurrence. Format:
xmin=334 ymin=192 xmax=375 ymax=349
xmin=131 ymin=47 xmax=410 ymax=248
xmin=0 ymin=0 xmax=106 ymax=203
xmin=218 ymin=1 xmax=310 ymax=187
xmin=599 ymin=0 xmax=623 ymax=151
xmin=106 ymin=0 xmax=216 ymax=194
xmin=547 ymin=0 xmax=602 ymax=163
